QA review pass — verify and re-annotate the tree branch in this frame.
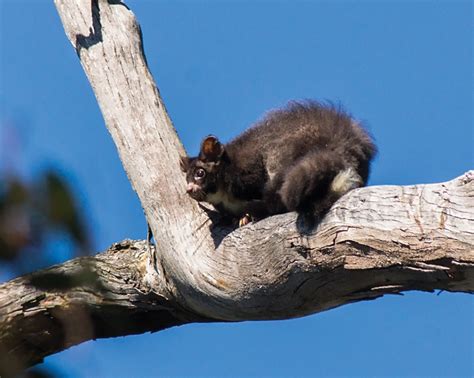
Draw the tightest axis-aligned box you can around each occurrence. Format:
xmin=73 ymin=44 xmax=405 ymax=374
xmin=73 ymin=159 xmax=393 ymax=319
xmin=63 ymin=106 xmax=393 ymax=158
xmin=1 ymin=0 xmax=471 ymax=372
xmin=0 ymin=240 xmax=209 ymax=373
xmin=1 ymin=173 xmax=473 ymax=371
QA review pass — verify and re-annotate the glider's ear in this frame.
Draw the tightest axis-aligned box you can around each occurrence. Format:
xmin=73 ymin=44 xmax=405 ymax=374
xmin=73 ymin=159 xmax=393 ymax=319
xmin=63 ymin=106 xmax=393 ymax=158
xmin=199 ymin=135 xmax=224 ymax=162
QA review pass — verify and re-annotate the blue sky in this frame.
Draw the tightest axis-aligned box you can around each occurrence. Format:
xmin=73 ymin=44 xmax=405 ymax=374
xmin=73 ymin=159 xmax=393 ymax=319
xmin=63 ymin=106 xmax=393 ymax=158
xmin=1 ymin=0 xmax=473 ymax=377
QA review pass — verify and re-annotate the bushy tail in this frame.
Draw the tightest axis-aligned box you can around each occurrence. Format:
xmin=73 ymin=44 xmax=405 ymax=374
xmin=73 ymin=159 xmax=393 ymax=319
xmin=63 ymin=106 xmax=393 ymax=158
xmin=278 ymin=150 xmax=363 ymax=217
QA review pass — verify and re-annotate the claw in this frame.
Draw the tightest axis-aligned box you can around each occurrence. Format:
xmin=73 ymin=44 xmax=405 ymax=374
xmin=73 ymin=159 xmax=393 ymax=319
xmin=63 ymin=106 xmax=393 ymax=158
xmin=238 ymin=214 xmax=252 ymax=227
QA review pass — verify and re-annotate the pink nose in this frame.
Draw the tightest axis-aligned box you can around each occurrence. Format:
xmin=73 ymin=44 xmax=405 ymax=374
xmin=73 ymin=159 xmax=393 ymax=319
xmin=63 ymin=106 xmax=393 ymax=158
xmin=187 ymin=183 xmax=198 ymax=193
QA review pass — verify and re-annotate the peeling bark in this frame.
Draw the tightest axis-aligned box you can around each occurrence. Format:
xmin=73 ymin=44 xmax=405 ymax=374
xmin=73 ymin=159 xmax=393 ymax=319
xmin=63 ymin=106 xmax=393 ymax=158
xmin=0 ymin=0 xmax=472 ymax=373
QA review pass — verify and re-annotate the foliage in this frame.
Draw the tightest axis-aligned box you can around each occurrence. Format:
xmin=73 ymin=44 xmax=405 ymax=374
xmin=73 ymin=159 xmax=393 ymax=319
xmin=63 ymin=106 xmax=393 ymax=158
xmin=0 ymin=170 xmax=90 ymax=269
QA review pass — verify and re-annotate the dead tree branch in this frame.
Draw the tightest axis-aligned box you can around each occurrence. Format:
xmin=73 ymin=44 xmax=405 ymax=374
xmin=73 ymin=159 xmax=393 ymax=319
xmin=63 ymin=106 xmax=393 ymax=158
xmin=1 ymin=172 xmax=472 ymax=371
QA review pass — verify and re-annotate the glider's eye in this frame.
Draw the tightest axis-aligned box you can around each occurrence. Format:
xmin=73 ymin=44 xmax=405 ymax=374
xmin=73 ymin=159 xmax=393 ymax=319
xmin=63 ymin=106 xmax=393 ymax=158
xmin=194 ymin=168 xmax=206 ymax=180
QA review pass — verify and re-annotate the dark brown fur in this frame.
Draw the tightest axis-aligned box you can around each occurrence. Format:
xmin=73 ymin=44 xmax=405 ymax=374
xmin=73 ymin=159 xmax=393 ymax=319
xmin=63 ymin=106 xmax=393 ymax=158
xmin=181 ymin=101 xmax=376 ymax=222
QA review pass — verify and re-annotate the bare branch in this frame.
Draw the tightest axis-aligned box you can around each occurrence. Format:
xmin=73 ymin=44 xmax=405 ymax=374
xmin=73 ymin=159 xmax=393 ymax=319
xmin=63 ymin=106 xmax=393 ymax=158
xmin=1 ymin=173 xmax=472 ymax=371
xmin=0 ymin=240 xmax=208 ymax=374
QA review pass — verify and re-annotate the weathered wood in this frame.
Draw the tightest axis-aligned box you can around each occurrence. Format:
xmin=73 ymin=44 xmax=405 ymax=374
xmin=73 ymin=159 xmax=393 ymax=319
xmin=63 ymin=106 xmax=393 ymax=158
xmin=0 ymin=241 xmax=207 ymax=374
xmin=1 ymin=0 xmax=471 ymax=371
xmin=54 ymin=0 xmax=213 ymax=313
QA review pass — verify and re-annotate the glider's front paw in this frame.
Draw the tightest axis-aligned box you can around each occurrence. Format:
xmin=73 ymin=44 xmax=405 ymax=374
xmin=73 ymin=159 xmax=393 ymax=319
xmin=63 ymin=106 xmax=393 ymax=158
xmin=238 ymin=214 xmax=252 ymax=227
